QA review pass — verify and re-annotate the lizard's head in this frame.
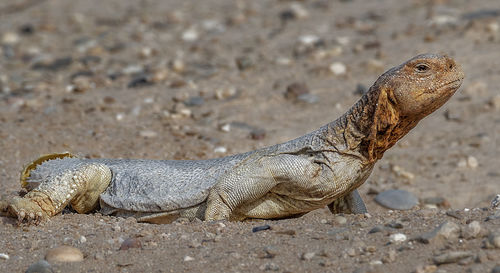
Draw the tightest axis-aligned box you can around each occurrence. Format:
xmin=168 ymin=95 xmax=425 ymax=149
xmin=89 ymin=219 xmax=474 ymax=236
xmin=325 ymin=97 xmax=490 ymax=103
xmin=376 ymin=53 xmax=464 ymax=118
xmin=361 ymin=54 xmax=464 ymax=161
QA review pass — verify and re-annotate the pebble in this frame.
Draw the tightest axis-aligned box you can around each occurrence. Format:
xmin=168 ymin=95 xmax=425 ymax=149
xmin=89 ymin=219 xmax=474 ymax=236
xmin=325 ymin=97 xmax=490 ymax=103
xmin=416 ymin=221 xmax=460 ymax=244
xmin=26 ymin=260 xmax=53 ymax=273
xmin=45 ymin=246 xmax=84 ymax=262
xmin=484 ymin=230 xmax=500 ymax=249
xmin=220 ymin=123 xmax=231 ymax=132
xmin=214 ymin=146 xmax=227 ymax=154
xmin=139 ymin=130 xmax=158 ymax=138
xmin=334 ymin=215 xmax=347 ymax=225
xmin=235 ymin=56 xmax=254 ymax=71
xmin=289 ymin=3 xmax=309 ymax=19
xmin=391 ymin=165 xmax=415 ymax=180
xmin=252 ymin=225 xmax=272 ymax=233
xmin=301 ymin=252 xmax=316 ymax=260
xmin=0 ymin=253 xmax=9 ymax=260
xmin=184 ymin=96 xmax=205 ymax=107
xmin=182 ymin=28 xmax=199 ymax=42
xmin=491 ymin=194 xmax=500 ymax=209
xmin=183 ymin=255 xmax=195 ymax=262
xmin=461 ymin=221 xmax=481 ymax=239
xmin=329 ymin=62 xmax=347 ymax=76
xmin=214 ymin=87 xmax=237 ymax=100
xmin=467 ymin=156 xmax=479 ymax=168
xmin=2 ymin=32 xmax=20 ymax=45
xmin=119 ymin=238 xmax=142 ymax=250
xmin=413 ymin=264 xmax=437 ymax=273
xmin=284 ymin=82 xmax=310 ymax=101
xmin=374 ymin=189 xmax=418 ymax=210
xmin=263 ymin=246 xmax=279 ymax=258
xmin=298 ymin=35 xmax=320 ymax=46
xmin=433 ymin=251 xmax=473 ymax=265
xmin=249 ymin=129 xmax=266 ymax=140
xmin=389 ymin=233 xmax=407 ymax=243
xmin=259 ymin=262 xmax=280 ymax=271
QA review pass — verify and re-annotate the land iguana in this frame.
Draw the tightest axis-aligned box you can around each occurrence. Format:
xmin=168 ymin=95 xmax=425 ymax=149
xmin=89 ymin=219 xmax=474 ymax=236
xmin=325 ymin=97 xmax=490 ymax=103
xmin=0 ymin=53 xmax=464 ymax=224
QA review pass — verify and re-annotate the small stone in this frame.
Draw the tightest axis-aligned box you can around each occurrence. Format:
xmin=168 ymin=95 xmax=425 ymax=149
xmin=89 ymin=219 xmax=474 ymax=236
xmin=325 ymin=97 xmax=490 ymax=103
xmin=26 ymin=260 xmax=53 ymax=273
xmin=289 ymin=3 xmax=309 ymax=19
xmin=298 ymin=35 xmax=320 ymax=46
xmin=45 ymin=246 xmax=84 ymax=262
xmin=301 ymin=252 xmax=316 ymax=260
xmin=491 ymin=194 xmax=500 ymax=209
xmin=382 ymin=249 xmax=397 ymax=264
xmin=139 ymin=130 xmax=158 ymax=138
xmin=214 ymin=146 xmax=227 ymax=154
xmin=263 ymin=246 xmax=279 ymax=258
xmin=391 ymin=165 xmax=415 ymax=180
xmin=329 ymin=62 xmax=347 ymax=75
xmin=183 ymin=256 xmax=195 ymax=262
xmin=184 ymin=96 xmax=205 ymax=107
xmin=334 ymin=215 xmax=347 ymax=225
xmin=416 ymin=221 xmax=461 ymax=244
xmin=250 ymin=129 xmax=266 ymax=140
xmin=0 ymin=253 xmax=9 ymax=260
xmin=484 ymin=230 xmax=500 ymax=249
xmin=259 ymin=262 xmax=280 ymax=271
xmin=389 ymin=233 xmax=407 ymax=243
xmin=297 ymin=93 xmax=319 ymax=104
xmin=414 ymin=264 xmax=437 ymax=273
xmin=128 ymin=75 xmax=153 ymax=88
xmin=171 ymin=59 xmax=186 ymax=73
xmin=462 ymin=221 xmax=481 ymax=239
xmin=374 ymin=189 xmax=418 ymax=210
xmin=2 ymin=32 xmax=20 ymax=45
xmin=119 ymin=238 xmax=142 ymax=250
xmin=235 ymin=56 xmax=254 ymax=71
xmin=368 ymin=226 xmax=385 ymax=234
xmin=215 ymin=87 xmax=237 ymax=100
xmin=433 ymin=251 xmax=473 ymax=265
xmin=467 ymin=156 xmax=478 ymax=168
xmin=79 ymin=236 xmax=87 ymax=244
xmin=220 ymin=123 xmax=231 ymax=132
xmin=252 ymin=225 xmax=272 ymax=233
xmin=182 ymin=28 xmax=199 ymax=42
xmin=284 ymin=82 xmax=310 ymax=101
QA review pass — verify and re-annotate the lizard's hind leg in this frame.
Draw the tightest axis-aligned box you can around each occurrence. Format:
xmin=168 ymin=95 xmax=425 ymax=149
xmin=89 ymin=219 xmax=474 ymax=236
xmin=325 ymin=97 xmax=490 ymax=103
xmin=6 ymin=154 xmax=111 ymax=224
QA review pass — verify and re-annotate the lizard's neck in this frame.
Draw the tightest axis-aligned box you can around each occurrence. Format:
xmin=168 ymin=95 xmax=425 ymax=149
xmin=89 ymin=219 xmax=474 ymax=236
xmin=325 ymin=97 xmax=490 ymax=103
xmin=320 ymin=85 xmax=419 ymax=163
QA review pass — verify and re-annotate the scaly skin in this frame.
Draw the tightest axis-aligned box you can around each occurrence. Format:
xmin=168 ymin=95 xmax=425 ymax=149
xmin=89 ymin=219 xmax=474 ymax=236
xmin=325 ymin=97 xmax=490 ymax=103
xmin=1 ymin=54 xmax=464 ymax=225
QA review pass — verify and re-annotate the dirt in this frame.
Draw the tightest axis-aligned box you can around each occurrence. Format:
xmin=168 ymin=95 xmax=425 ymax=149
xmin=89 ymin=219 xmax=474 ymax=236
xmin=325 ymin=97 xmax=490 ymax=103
xmin=1 ymin=0 xmax=500 ymax=272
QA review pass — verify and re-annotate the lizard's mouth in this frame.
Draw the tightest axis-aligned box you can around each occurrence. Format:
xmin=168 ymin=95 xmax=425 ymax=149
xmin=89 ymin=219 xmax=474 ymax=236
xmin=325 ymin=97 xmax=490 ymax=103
xmin=435 ymin=77 xmax=463 ymax=95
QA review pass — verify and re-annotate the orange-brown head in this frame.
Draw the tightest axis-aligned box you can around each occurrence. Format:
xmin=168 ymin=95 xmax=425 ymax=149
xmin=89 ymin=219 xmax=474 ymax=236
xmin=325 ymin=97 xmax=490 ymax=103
xmin=375 ymin=53 xmax=464 ymax=119
xmin=364 ymin=54 xmax=464 ymax=161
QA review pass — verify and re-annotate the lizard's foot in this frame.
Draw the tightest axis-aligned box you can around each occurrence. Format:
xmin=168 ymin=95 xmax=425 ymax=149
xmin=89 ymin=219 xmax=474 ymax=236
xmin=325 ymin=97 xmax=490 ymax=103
xmin=6 ymin=195 xmax=50 ymax=225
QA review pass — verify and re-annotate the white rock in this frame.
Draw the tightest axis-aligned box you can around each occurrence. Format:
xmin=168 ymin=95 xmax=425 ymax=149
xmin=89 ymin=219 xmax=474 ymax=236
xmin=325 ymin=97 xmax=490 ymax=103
xmin=290 ymin=3 xmax=309 ymax=19
xmin=299 ymin=35 xmax=319 ymax=45
xmin=139 ymin=130 xmax=158 ymax=138
xmin=182 ymin=28 xmax=199 ymax=42
xmin=389 ymin=233 xmax=407 ymax=243
xmin=329 ymin=62 xmax=347 ymax=75
xmin=467 ymin=156 xmax=478 ymax=168
xmin=79 ymin=236 xmax=87 ymax=244
xmin=0 ymin=253 xmax=9 ymax=260
xmin=220 ymin=123 xmax=231 ymax=132
xmin=214 ymin=146 xmax=227 ymax=154
xmin=184 ymin=255 xmax=195 ymax=262
xmin=2 ymin=32 xmax=20 ymax=45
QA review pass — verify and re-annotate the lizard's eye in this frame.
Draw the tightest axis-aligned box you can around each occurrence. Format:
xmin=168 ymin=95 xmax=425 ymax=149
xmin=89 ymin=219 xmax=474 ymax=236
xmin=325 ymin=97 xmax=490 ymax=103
xmin=415 ymin=63 xmax=430 ymax=73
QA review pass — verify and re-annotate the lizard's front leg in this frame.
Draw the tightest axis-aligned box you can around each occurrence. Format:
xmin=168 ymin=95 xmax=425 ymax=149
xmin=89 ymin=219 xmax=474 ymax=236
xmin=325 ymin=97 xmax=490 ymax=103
xmin=205 ymin=154 xmax=322 ymax=221
xmin=4 ymin=157 xmax=111 ymax=224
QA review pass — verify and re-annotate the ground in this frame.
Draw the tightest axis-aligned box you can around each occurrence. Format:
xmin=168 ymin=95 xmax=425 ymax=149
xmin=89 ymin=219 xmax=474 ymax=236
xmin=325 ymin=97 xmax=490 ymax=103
xmin=0 ymin=0 xmax=499 ymax=272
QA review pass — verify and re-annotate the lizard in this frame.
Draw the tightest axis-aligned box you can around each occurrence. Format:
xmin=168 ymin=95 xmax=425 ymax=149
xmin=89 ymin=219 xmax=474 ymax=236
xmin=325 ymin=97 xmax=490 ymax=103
xmin=0 ymin=53 xmax=464 ymax=224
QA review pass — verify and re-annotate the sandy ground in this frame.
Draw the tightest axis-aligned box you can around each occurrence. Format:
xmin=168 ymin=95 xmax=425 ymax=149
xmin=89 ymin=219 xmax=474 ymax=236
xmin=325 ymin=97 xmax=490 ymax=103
xmin=0 ymin=0 xmax=500 ymax=272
